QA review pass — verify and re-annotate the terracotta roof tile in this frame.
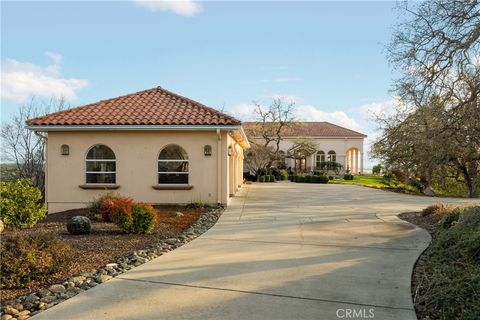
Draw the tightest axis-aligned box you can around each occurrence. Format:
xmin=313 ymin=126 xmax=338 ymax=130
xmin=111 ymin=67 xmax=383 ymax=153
xmin=243 ymin=121 xmax=367 ymax=138
xmin=26 ymin=87 xmax=241 ymax=126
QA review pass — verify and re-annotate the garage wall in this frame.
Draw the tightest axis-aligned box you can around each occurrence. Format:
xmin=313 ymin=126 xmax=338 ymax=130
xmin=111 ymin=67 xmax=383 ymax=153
xmin=46 ymin=130 xmax=231 ymax=213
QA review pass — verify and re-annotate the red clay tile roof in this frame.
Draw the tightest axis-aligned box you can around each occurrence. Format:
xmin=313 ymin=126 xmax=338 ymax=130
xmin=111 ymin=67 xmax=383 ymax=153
xmin=26 ymin=87 xmax=241 ymax=126
xmin=243 ymin=121 xmax=367 ymax=138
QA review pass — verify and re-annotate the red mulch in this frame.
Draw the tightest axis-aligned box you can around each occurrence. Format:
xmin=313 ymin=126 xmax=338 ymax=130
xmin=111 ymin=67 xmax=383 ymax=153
xmin=1 ymin=205 xmax=207 ymax=301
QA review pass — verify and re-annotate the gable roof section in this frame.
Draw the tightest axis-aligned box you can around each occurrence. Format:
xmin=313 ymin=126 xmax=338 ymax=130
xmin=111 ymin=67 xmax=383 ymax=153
xmin=26 ymin=87 xmax=241 ymax=126
xmin=243 ymin=121 xmax=367 ymax=138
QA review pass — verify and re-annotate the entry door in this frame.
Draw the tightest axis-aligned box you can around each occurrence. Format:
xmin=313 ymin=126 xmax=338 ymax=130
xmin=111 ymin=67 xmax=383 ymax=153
xmin=295 ymin=157 xmax=306 ymax=172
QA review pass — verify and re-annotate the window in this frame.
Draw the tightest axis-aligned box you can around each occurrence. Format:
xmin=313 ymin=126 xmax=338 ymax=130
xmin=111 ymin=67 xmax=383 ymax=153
xmin=86 ymin=145 xmax=116 ymax=184
xmin=158 ymin=145 xmax=189 ymax=184
xmin=328 ymin=150 xmax=336 ymax=162
xmin=316 ymin=151 xmax=325 ymax=168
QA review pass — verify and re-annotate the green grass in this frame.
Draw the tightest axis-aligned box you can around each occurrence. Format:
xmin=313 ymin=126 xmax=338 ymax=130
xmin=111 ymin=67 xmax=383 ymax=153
xmin=330 ymin=175 xmax=390 ymax=189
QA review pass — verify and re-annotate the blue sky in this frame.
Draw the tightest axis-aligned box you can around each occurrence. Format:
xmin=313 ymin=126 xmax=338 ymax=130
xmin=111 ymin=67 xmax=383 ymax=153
xmin=1 ymin=1 xmax=401 ymax=168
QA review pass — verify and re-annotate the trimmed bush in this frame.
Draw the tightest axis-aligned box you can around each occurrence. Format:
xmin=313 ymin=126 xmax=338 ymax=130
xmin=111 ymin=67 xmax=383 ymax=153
xmin=278 ymin=169 xmax=289 ymax=180
xmin=0 ymin=179 xmax=47 ymax=228
xmin=316 ymin=175 xmax=329 ymax=184
xmin=131 ymin=203 xmax=157 ymax=234
xmin=264 ymin=175 xmax=271 ymax=182
xmin=305 ymin=175 xmax=312 ymax=183
xmin=259 ymin=176 xmax=266 ymax=183
xmin=269 ymin=175 xmax=276 ymax=182
xmin=89 ymin=194 xmax=134 ymax=222
xmin=87 ymin=192 xmax=118 ymax=221
xmin=289 ymin=174 xmax=296 ymax=181
xmin=1 ymin=232 xmax=74 ymax=289
xmin=343 ymin=174 xmax=354 ymax=180
xmin=296 ymin=175 xmax=306 ymax=183
xmin=328 ymin=176 xmax=334 ymax=180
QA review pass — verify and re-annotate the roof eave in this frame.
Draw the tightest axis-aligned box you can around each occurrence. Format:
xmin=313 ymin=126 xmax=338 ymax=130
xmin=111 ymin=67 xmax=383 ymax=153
xmin=25 ymin=124 xmax=243 ymax=132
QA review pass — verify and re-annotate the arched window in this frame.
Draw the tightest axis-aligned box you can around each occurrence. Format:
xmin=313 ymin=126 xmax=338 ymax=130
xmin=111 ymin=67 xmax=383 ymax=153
xmin=158 ymin=144 xmax=189 ymax=184
xmin=328 ymin=150 xmax=336 ymax=162
xmin=316 ymin=150 xmax=325 ymax=168
xmin=86 ymin=145 xmax=116 ymax=183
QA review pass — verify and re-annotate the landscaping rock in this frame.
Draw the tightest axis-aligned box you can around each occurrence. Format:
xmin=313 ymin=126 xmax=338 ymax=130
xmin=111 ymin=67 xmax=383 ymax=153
xmin=66 ymin=216 xmax=92 ymax=235
xmin=1 ymin=206 xmax=224 ymax=320
xmin=3 ymin=306 xmax=18 ymax=315
xmin=424 ymin=187 xmax=435 ymax=196
xmin=48 ymin=284 xmax=65 ymax=294
xmin=96 ymin=275 xmax=112 ymax=283
xmin=0 ymin=219 xmax=4 ymax=234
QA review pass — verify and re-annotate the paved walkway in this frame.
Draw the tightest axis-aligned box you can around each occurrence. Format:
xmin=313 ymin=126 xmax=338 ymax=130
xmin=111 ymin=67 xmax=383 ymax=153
xmin=33 ymin=183 xmax=478 ymax=320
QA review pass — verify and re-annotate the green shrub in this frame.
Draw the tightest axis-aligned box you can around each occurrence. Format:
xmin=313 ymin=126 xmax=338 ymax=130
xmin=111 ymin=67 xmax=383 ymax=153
xmin=130 ymin=203 xmax=157 ymax=234
xmin=269 ymin=175 xmax=276 ymax=182
xmin=1 ymin=232 xmax=74 ymax=289
xmin=305 ymin=175 xmax=312 ymax=183
xmin=343 ymin=174 xmax=354 ymax=180
xmin=186 ymin=200 xmax=211 ymax=209
xmin=296 ymin=175 xmax=306 ymax=183
xmin=316 ymin=175 xmax=329 ymax=184
xmin=278 ymin=169 xmax=289 ymax=180
xmin=0 ymin=179 xmax=47 ymax=228
xmin=408 ymin=179 xmax=424 ymax=192
xmin=427 ymin=205 xmax=480 ymax=318
xmin=265 ymin=175 xmax=271 ymax=182
xmin=259 ymin=176 xmax=266 ymax=183
xmin=328 ymin=176 xmax=334 ymax=180
xmin=438 ymin=208 xmax=461 ymax=230
xmin=289 ymin=174 xmax=297 ymax=182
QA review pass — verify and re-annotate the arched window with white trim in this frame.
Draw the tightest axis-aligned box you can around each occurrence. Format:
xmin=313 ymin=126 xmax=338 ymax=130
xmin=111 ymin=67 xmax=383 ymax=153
xmin=86 ymin=145 xmax=116 ymax=183
xmin=328 ymin=150 xmax=336 ymax=162
xmin=316 ymin=150 xmax=325 ymax=168
xmin=158 ymin=144 xmax=189 ymax=184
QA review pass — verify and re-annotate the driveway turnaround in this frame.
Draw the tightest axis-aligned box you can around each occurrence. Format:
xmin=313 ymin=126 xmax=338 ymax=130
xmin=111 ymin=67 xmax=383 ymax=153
xmin=33 ymin=183 xmax=478 ymax=320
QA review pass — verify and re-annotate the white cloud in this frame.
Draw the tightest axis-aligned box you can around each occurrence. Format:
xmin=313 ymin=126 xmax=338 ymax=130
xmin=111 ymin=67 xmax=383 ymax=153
xmin=134 ymin=0 xmax=202 ymax=16
xmin=228 ymin=103 xmax=258 ymax=121
xmin=294 ymin=105 xmax=361 ymax=132
xmin=1 ymin=52 xmax=88 ymax=103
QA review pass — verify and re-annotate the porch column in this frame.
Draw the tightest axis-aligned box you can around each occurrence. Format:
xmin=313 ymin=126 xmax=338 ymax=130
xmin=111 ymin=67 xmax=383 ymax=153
xmin=360 ymin=152 xmax=364 ymax=174
xmin=355 ymin=149 xmax=359 ymax=174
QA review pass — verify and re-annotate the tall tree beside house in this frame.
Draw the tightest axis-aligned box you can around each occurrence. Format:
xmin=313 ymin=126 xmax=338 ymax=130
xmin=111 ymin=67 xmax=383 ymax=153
xmin=388 ymin=0 xmax=480 ymax=111
xmin=372 ymin=0 xmax=480 ymax=198
xmin=372 ymin=98 xmax=480 ymax=198
xmin=243 ymin=98 xmax=298 ymax=176
xmin=1 ymin=97 xmax=68 ymax=195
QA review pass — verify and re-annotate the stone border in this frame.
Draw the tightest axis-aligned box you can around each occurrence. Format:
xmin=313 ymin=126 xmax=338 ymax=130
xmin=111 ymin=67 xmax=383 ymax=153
xmin=0 ymin=207 xmax=224 ymax=320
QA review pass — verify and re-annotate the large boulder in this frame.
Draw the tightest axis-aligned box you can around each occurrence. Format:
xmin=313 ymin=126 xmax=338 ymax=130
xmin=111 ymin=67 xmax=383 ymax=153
xmin=67 ymin=216 xmax=91 ymax=235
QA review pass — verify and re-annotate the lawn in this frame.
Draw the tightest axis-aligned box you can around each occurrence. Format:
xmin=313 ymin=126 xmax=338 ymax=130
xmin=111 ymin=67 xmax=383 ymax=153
xmin=330 ymin=175 xmax=387 ymax=188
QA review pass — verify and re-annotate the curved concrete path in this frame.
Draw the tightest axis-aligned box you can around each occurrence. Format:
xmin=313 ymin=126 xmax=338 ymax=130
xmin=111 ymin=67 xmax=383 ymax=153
xmin=33 ymin=182 xmax=478 ymax=320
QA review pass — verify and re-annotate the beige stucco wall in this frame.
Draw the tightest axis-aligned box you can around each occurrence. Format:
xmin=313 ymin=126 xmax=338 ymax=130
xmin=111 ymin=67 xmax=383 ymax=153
xmin=248 ymin=136 xmax=365 ymax=173
xmin=46 ymin=130 xmax=243 ymax=213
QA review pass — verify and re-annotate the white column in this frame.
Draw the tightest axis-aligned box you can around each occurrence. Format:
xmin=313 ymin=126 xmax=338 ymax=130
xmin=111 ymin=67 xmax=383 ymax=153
xmin=360 ymin=152 xmax=364 ymax=174
xmin=355 ymin=149 xmax=359 ymax=174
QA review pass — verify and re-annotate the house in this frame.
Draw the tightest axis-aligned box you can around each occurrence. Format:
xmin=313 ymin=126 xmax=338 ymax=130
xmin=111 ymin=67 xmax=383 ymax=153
xmin=243 ymin=121 xmax=366 ymax=174
xmin=26 ymin=87 xmax=249 ymax=213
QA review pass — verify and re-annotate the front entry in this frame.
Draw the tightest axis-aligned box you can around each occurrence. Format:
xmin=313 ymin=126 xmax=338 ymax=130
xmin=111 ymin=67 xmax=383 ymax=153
xmin=294 ymin=157 xmax=306 ymax=172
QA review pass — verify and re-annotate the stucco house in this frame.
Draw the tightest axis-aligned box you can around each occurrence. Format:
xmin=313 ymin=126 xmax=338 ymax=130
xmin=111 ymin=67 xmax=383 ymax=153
xmin=243 ymin=121 xmax=366 ymax=174
xmin=26 ymin=87 xmax=249 ymax=213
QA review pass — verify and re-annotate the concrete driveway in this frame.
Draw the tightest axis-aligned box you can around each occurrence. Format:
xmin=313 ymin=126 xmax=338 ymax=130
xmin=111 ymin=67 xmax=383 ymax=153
xmin=33 ymin=182 xmax=478 ymax=320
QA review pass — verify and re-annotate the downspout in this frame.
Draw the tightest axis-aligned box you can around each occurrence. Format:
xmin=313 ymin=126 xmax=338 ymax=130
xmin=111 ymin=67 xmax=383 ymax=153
xmin=34 ymin=131 xmax=48 ymax=209
xmin=216 ymin=129 xmax=221 ymax=206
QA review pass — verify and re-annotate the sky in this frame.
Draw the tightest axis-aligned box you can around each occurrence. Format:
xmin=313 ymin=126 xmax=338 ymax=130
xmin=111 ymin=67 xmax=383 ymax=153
xmin=1 ymin=0 xmax=402 ymax=168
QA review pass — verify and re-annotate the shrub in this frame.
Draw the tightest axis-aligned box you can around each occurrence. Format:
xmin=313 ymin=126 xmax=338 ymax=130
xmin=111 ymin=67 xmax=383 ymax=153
xmin=269 ymin=175 xmax=276 ymax=182
xmin=265 ymin=175 xmax=271 ymax=182
xmin=328 ymin=176 xmax=334 ymax=180
xmin=296 ymin=175 xmax=306 ymax=183
xmin=186 ymin=200 xmax=211 ymax=209
xmin=372 ymin=164 xmax=382 ymax=175
xmin=391 ymin=168 xmax=406 ymax=182
xmin=1 ymin=232 xmax=74 ymax=289
xmin=278 ymin=169 xmax=289 ymax=180
xmin=421 ymin=204 xmax=443 ymax=216
xmin=382 ymin=172 xmax=399 ymax=186
xmin=0 ymin=179 xmax=46 ymax=228
xmin=130 ymin=203 xmax=157 ymax=234
xmin=316 ymin=175 xmax=329 ymax=184
xmin=100 ymin=196 xmax=133 ymax=222
xmin=408 ymin=179 xmax=424 ymax=192
xmin=87 ymin=192 xmax=118 ymax=221
xmin=343 ymin=174 xmax=354 ymax=180
xmin=259 ymin=176 xmax=266 ymax=183
xmin=438 ymin=208 xmax=461 ymax=230
xmin=289 ymin=174 xmax=296 ymax=181
xmin=305 ymin=175 xmax=312 ymax=183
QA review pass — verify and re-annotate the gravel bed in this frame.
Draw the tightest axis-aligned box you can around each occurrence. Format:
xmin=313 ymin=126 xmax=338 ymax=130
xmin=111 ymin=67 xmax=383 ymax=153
xmin=0 ymin=207 xmax=223 ymax=320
